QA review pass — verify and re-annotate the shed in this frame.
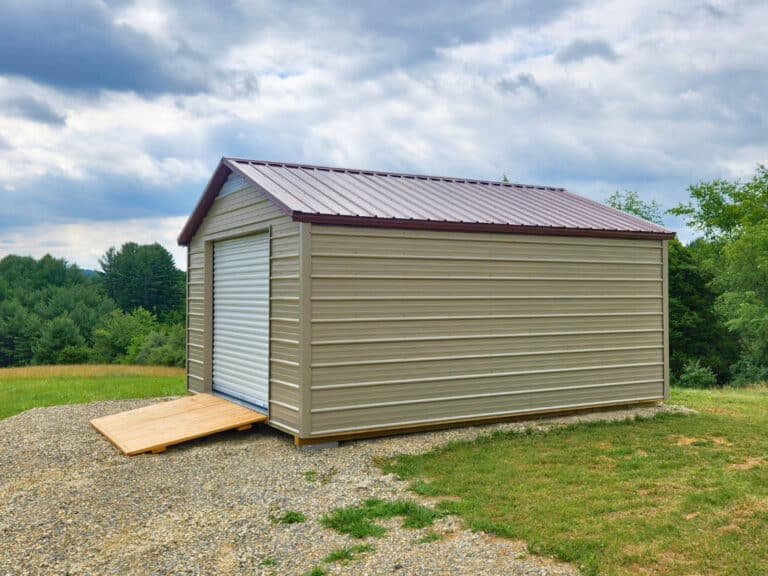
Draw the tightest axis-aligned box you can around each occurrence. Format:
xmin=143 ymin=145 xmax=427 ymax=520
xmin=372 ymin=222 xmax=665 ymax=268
xmin=178 ymin=158 xmax=675 ymax=445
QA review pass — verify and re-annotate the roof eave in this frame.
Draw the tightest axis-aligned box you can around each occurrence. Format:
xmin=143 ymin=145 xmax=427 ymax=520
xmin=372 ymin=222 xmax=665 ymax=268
xmin=177 ymin=160 xmax=232 ymax=246
xmin=177 ymin=158 xmax=298 ymax=246
xmin=291 ymin=212 xmax=677 ymax=241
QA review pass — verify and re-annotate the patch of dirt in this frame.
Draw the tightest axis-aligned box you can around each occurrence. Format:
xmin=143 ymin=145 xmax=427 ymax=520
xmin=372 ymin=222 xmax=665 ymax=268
xmin=728 ymin=457 xmax=766 ymax=470
xmin=671 ymin=435 xmax=731 ymax=447
xmin=728 ymin=498 xmax=768 ymax=519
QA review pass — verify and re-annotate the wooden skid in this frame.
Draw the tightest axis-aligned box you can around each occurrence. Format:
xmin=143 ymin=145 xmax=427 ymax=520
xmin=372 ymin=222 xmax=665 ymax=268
xmin=90 ymin=393 xmax=267 ymax=456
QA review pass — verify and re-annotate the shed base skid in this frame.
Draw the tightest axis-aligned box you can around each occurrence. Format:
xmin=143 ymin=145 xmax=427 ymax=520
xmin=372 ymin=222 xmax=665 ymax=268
xmin=292 ymin=399 xmax=662 ymax=446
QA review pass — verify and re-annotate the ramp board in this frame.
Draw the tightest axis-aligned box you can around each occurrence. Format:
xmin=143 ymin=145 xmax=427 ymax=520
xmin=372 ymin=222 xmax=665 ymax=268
xmin=90 ymin=393 xmax=267 ymax=456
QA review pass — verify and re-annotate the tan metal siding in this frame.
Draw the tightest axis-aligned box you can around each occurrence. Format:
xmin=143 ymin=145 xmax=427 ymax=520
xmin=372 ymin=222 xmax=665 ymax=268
xmin=308 ymin=225 xmax=666 ymax=436
xmin=186 ymin=179 xmax=301 ymax=432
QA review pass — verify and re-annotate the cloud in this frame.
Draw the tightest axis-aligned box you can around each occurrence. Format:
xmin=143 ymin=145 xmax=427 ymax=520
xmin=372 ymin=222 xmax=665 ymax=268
xmin=1 ymin=95 xmax=65 ymax=125
xmin=0 ymin=0 xmax=767 ymax=268
xmin=0 ymin=1 xmax=206 ymax=93
xmin=0 ymin=216 xmax=189 ymax=271
xmin=555 ymin=38 xmax=618 ymax=64
xmin=496 ymin=73 xmax=544 ymax=97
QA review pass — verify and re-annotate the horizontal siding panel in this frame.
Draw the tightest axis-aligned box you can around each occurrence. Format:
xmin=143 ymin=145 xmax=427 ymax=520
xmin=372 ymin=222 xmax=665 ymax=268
xmin=313 ymin=364 xmax=663 ymax=407
xmin=312 ymin=256 xmax=662 ymax=279
xmin=271 ymin=361 xmax=299 ymax=382
xmin=189 ymin=251 xmax=204 ymax=269
xmin=272 ymin=278 xmax=300 ymax=298
xmin=271 ymin=299 xmax=299 ymax=318
xmin=270 ymin=404 xmax=300 ymax=432
xmin=312 ymin=277 xmax=661 ymax=298
xmin=271 ymin=255 xmax=299 ymax=275
xmin=206 ymin=186 xmax=269 ymax=215
xmin=312 ymin=347 xmax=663 ymax=386
xmin=188 ymin=300 xmax=204 ymax=315
xmin=312 ymin=232 xmax=661 ymax=262
xmin=311 ymin=381 xmax=664 ymax=434
xmin=188 ymin=267 xmax=204 ymax=283
xmin=188 ymin=330 xmax=204 ymax=348
xmin=312 ymin=297 xmax=662 ymax=319
xmin=188 ymin=314 xmax=204 ymax=331
xmin=198 ymin=199 xmax=282 ymax=236
xmin=271 ymin=240 xmax=300 ymax=258
xmin=312 ymin=331 xmax=663 ymax=364
xmin=271 ymin=381 xmax=300 ymax=407
xmin=312 ymin=314 xmax=662 ymax=340
xmin=272 ymin=320 xmax=300 ymax=340
xmin=271 ymin=342 xmax=300 ymax=363
xmin=188 ymin=357 xmax=205 ymax=380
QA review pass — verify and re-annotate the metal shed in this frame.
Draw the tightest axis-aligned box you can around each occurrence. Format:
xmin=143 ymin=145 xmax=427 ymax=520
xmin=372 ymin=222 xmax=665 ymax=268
xmin=178 ymin=157 xmax=675 ymax=445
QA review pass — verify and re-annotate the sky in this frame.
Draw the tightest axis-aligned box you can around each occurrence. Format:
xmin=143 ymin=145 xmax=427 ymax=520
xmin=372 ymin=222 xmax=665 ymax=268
xmin=0 ymin=0 xmax=766 ymax=271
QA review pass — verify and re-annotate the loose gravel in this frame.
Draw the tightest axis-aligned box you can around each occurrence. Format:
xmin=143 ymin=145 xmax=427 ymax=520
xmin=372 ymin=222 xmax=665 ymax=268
xmin=0 ymin=400 xmax=688 ymax=575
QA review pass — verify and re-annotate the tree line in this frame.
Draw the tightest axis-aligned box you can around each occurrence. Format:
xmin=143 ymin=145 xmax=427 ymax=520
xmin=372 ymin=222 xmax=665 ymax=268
xmin=0 ymin=243 xmax=185 ymax=367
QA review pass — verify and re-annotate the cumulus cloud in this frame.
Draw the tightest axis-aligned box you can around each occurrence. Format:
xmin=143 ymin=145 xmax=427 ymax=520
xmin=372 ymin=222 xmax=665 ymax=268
xmin=0 ymin=0 xmax=206 ymax=93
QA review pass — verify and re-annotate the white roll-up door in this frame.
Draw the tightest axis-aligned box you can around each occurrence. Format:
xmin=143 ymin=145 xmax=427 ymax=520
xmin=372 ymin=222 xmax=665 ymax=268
xmin=212 ymin=233 xmax=269 ymax=411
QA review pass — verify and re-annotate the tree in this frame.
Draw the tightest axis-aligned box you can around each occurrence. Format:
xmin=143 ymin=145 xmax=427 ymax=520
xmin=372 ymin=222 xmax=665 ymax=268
xmin=606 ymin=190 xmax=664 ymax=224
xmin=91 ymin=308 xmax=159 ymax=364
xmin=32 ymin=315 xmax=86 ymax=365
xmin=668 ymin=240 xmax=736 ymax=382
xmin=669 ymin=164 xmax=768 ymax=239
xmin=99 ymin=242 xmax=185 ymax=319
xmin=669 ymin=165 xmax=768 ymax=385
xmin=0 ymin=300 xmax=40 ymax=366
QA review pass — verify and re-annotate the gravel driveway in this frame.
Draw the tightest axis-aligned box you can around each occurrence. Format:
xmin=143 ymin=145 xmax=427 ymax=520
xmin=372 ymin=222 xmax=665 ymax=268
xmin=0 ymin=399 xmax=678 ymax=575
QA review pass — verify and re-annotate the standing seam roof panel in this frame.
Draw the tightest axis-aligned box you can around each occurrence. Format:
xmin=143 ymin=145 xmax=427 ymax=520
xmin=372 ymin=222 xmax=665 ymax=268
xmin=294 ymin=169 xmax=378 ymax=217
xmin=379 ymin=175 xmax=491 ymax=224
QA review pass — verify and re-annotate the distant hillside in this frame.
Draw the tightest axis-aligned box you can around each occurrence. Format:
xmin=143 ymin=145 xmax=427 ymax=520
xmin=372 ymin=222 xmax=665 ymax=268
xmin=81 ymin=269 xmax=98 ymax=277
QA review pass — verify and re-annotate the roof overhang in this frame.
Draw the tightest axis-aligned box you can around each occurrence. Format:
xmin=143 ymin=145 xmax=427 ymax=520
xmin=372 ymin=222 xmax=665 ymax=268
xmin=291 ymin=212 xmax=676 ymax=240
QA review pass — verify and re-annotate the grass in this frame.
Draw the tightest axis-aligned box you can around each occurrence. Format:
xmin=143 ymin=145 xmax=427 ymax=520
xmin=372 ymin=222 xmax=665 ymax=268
xmin=322 ymin=543 xmax=374 ymax=563
xmin=320 ymin=498 xmax=445 ymax=538
xmin=414 ymin=530 xmax=443 ymax=544
xmin=270 ymin=510 xmax=306 ymax=525
xmin=303 ymin=567 xmax=327 ymax=576
xmin=0 ymin=364 xmax=186 ymax=420
xmin=383 ymin=386 xmax=768 ymax=576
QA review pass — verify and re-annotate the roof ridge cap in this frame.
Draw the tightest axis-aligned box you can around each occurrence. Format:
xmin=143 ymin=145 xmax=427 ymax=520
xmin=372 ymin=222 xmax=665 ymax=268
xmin=222 ymin=156 xmax=566 ymax=192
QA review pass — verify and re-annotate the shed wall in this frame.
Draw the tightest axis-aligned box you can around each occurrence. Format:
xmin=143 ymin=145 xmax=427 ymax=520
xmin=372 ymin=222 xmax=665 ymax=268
xmin=307 ymin=225 xmax=666 ymax=436
xmin=186 ymin=178 xmax=301 ymax=434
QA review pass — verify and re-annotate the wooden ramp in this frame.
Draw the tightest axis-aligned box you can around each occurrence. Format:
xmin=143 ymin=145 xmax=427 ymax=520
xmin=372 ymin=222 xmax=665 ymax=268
xmin=90 ymin=393 xmax=267 ymax=456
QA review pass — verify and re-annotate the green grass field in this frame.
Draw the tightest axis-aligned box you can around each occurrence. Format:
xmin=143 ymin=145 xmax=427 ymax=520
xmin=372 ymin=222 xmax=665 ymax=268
xmin=0 ymin=365 xmax=186 ymax=420
xmin=383 ymin=386 xmax=768 ymax=576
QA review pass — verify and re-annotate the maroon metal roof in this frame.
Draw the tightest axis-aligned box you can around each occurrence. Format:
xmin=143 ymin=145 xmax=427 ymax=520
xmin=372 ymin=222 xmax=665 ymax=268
xmin=178 ymin=158 xmax=675 ymax=245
